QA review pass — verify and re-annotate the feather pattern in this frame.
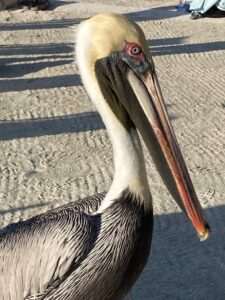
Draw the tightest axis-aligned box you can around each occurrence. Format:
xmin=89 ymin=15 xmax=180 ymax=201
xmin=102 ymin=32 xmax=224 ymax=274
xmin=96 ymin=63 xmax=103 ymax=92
xmin=0 ymin=193 xmax=105 ymax=300
xmin=0 ymin=191 xmax=152 ymax=300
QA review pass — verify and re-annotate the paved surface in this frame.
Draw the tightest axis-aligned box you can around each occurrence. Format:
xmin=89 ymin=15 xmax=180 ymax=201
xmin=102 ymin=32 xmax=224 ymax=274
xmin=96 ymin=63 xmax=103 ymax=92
xmin=1 ymin=1 xmax=225 ymax=299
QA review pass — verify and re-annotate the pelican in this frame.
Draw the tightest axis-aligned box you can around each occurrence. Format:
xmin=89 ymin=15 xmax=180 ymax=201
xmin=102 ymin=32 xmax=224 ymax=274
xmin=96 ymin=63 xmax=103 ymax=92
xmin=0 ymin=13 xmax=209 ymax=300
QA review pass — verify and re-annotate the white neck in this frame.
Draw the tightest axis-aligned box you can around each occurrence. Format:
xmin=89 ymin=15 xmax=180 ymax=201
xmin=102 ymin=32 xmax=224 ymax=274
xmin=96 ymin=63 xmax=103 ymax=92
xmin=104 ymin=124 xmax=152 ymax=211
xmin=76 ymin=27 xmax=152 ymax=212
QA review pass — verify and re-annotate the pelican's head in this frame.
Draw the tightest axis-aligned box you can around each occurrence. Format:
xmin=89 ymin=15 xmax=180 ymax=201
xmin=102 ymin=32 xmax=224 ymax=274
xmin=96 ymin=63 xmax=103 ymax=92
xmin=76 ymin=13 xmax=209 ymax=240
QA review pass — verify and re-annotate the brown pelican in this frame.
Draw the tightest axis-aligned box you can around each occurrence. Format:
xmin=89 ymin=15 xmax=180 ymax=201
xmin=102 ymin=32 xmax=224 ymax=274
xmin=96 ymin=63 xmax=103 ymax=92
xmin=0 ymin=13 xmax=209 ymax=300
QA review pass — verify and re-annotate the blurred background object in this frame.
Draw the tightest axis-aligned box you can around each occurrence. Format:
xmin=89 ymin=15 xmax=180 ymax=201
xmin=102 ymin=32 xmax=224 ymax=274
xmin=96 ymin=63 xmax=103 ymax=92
xmin=189 ymin=0 xmax=225 ymax=19
xmin=177 ymin=0 xmax=190 ymax=12
xmin=0 ymin=0 xmax=50 ymax=10
xmin=0 ymin=0 xmax=18 ymax=10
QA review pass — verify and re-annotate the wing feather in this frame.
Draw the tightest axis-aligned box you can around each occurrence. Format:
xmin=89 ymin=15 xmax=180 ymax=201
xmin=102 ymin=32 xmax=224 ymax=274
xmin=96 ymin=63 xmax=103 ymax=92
xmin=0 ymin=194 xmax=104 ymax=300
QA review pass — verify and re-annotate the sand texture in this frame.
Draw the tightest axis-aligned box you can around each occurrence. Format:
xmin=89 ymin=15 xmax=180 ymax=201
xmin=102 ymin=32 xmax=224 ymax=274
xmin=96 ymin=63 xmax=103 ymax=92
xmin=1 ymin=0 xmax=225 ymax=299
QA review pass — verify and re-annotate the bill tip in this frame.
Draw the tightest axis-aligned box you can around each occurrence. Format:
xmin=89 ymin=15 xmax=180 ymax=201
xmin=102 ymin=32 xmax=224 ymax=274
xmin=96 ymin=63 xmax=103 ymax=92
xmin=198 ymin=223 xmax=210 ymax=241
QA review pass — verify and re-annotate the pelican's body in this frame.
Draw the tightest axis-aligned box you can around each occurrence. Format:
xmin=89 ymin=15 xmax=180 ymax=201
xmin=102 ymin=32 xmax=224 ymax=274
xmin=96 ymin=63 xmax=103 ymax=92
xmin=0 ymin=13 xmax=209 ymax=300
xmin=1 ymin=192 xmax=152 ymax=299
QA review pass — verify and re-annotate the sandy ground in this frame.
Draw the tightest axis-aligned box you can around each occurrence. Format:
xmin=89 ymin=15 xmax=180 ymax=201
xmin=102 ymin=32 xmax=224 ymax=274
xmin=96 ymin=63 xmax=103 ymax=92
xmin=1 ymin=0 xmax=225 ymax=299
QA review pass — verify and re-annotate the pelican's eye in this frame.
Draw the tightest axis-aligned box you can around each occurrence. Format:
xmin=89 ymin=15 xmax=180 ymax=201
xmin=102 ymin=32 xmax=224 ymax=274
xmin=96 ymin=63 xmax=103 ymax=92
xmin=130 ymin=46 xmax=141 ymax=56
xmin=122 ymin=41 xmax=148 ymax=73
xmin=124 ymin=42 xmax=142 ymax=58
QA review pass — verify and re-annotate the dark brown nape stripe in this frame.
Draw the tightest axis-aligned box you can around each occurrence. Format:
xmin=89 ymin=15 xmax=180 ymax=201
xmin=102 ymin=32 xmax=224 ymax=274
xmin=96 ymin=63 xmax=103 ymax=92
xmin=94 ymin=54 xmax=135 ymax=132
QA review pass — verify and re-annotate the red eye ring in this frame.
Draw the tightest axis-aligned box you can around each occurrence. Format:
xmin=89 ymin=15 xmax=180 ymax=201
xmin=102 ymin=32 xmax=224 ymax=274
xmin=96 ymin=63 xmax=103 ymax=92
xmin=124 ymin=41 xmax=142 ymax=57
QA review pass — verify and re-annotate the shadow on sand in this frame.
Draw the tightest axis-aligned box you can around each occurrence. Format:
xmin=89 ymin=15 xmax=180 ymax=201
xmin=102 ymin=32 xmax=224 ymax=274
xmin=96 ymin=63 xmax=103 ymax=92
xmin=0 ymin=42 xmax=77 ymax=91
xmin=0 ymin=74 xmax=81 ymax=92
xmin=125 ymin=5 xmax=184 ymax=22
xmin=49 ymin=0 xmax=78 ymax=10
xmin=0 ymin=43 xmax=73 ymax=57
xmin=149 ymin=38 xmax=225 ymax=56
xmin=0 ymin=60 xmax=73 ymax=78
xmin=0 ymin=17 xmax=83 ymax=31
xmin=0 ymin=202 xmax=50 ymax=216
xmin=0 ymin=112 xmax=105 ymax=141
xmin=0 ymin=42 xmax=75 ymax=85
xmin=129 ymin=204 xmax=225 ymax=299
